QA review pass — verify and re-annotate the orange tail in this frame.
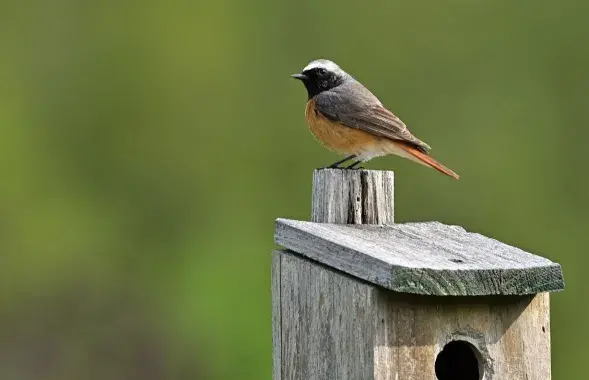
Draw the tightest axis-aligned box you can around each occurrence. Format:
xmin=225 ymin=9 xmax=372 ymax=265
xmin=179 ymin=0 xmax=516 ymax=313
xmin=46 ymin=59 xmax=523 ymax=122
xmin=396 ymin=143 xmax=460 ymax=180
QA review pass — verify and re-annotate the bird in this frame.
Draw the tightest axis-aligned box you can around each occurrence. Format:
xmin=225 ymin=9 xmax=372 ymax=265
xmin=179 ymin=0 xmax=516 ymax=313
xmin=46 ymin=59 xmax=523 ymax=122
xmin=291 ymin=59 xmax=459 ymax=179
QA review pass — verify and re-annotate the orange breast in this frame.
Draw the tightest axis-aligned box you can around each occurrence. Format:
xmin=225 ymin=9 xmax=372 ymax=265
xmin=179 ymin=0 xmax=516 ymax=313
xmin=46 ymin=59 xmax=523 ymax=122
xmin=305 ymin=99 xmax=382 ymax=155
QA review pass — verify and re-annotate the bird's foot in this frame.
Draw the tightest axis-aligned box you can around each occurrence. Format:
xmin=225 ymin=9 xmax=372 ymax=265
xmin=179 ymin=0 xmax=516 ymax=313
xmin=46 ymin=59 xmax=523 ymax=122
xmin=322 ymin=155 xmax=357 ymax=169
xmin=345 ymin=160 xmax=364 ymax=170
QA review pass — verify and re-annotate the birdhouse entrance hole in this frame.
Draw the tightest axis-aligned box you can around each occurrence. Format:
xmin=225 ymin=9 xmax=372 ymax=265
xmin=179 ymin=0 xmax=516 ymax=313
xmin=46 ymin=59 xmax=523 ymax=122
xmin=435 ymin=340 xmax=483 ymax=380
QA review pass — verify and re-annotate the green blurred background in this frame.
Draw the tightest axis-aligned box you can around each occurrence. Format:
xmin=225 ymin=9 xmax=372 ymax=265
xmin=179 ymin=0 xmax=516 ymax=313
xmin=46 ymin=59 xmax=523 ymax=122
xmin=0 ymin=0 xmax=587 ymax=379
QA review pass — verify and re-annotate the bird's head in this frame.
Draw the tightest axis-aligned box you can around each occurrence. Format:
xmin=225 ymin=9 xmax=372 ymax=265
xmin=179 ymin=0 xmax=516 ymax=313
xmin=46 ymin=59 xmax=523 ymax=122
xmin=291 ymin=59 xmax=350 ymax=99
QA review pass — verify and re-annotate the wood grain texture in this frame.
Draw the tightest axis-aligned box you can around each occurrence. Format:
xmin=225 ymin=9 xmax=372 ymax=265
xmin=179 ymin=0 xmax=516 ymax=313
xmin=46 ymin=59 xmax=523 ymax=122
xmin=311 ymin=168 xmax=394 ymax=224
xmin=277 ymin=250 xmax=376 ymax=380
xmin=274 ymin=250 xmax=552 ymax=380
xmin=373 ymin=287 xmax=551 ymax=380
xmin=275 ymin=219 xmax=564 ymax=296
xmin=271 ymin=251 xmax=282 ymax=380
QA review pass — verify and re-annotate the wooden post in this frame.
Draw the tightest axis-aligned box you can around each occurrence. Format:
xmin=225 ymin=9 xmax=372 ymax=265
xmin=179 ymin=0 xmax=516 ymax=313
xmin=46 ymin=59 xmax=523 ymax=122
xmin=273 ymin=169 xmax=564 ymax=380
xmin=311 ymin=169 xmax=394 ymax=224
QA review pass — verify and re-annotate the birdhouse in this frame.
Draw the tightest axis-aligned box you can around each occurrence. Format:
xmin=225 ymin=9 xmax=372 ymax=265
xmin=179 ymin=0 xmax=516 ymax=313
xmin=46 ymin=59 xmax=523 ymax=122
xmin=272 ymin=169 xmax=564 ymax=380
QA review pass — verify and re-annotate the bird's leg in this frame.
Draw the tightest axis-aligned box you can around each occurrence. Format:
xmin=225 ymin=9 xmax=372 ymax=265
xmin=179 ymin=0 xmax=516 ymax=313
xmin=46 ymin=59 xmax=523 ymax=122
xmin=326 ymin=155 xmax=356 ymax=169
xmin=345 ymin=160 xmax=364 ymax=169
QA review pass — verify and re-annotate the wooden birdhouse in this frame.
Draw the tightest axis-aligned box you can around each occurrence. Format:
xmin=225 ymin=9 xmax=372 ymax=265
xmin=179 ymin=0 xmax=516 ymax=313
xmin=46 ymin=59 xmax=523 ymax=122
xmin=272 ymin=169 xmax=564 ymax=380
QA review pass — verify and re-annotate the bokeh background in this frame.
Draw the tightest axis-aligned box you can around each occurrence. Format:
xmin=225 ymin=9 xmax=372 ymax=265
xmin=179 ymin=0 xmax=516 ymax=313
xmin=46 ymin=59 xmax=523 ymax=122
xmin=1 ymin=0 xmax=587 ymax=379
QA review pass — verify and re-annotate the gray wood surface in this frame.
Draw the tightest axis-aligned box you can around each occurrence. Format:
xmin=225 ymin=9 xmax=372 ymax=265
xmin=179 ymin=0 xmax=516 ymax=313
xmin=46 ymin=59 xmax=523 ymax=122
xmin=275 ymin=250 xmax=552 ymax=380
xmin=271 ymin=252 xmax=282 ymax=380
xmin=275 ymin=218 xmax=564 ymax=296
xmin=276 ymin=250 xmax=376 ymax=380
xmin=311 ymin=169 xmax=394 ymax=224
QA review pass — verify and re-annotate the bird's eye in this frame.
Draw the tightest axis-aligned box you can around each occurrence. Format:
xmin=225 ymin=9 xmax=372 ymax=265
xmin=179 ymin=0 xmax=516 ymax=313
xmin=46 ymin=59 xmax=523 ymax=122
xmin=318 ymin=68 xmax=327 ymax=75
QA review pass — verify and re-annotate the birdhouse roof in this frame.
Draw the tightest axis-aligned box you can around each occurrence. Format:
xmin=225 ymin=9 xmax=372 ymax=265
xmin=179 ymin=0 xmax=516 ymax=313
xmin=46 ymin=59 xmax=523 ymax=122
xmin=274 ymin=218 xmax=564 ymax=296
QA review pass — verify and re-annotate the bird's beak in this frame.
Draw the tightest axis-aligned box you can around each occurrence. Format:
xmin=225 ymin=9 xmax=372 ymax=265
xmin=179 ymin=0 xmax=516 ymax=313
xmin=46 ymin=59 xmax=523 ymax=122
xmin=291 ymin=73 xmax=307 ymax=81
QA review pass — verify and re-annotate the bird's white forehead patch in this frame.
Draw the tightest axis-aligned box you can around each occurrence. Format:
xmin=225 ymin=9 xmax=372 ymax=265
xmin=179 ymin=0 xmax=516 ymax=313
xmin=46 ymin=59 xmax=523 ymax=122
xmin=303 ymin=59 xmax=342 ymax=73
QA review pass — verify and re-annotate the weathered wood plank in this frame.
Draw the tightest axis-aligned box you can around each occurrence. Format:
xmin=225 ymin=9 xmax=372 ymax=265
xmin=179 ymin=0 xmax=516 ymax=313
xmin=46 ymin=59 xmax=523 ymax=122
xmin=274 ymin=219 xmax=564 ymax=296
xmin=373 ymin=290 xmax=551 ymax=380
xmin=271 ymin=251 xmax=282 ymax=380
xmin=311 ymin=169 xmax=394 ymax=224
xmin=278 ymin=250 xmax=376 ymax=380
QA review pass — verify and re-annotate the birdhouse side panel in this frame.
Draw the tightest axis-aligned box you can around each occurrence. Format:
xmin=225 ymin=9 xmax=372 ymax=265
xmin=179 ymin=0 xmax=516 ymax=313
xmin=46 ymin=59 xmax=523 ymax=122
xmin=273 ymin=251 xmax=379 ymax=380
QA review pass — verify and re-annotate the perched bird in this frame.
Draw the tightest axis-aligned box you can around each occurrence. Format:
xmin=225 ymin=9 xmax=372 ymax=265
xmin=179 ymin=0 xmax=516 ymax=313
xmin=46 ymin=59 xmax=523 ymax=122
xmin=291 ymin=59 xmax=459 ymax=179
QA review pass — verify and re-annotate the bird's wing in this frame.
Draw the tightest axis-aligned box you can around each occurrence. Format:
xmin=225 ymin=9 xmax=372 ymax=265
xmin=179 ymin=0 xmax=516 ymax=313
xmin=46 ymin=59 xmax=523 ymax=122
xmin=314 ymin=87 xmax=431 ymax=153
